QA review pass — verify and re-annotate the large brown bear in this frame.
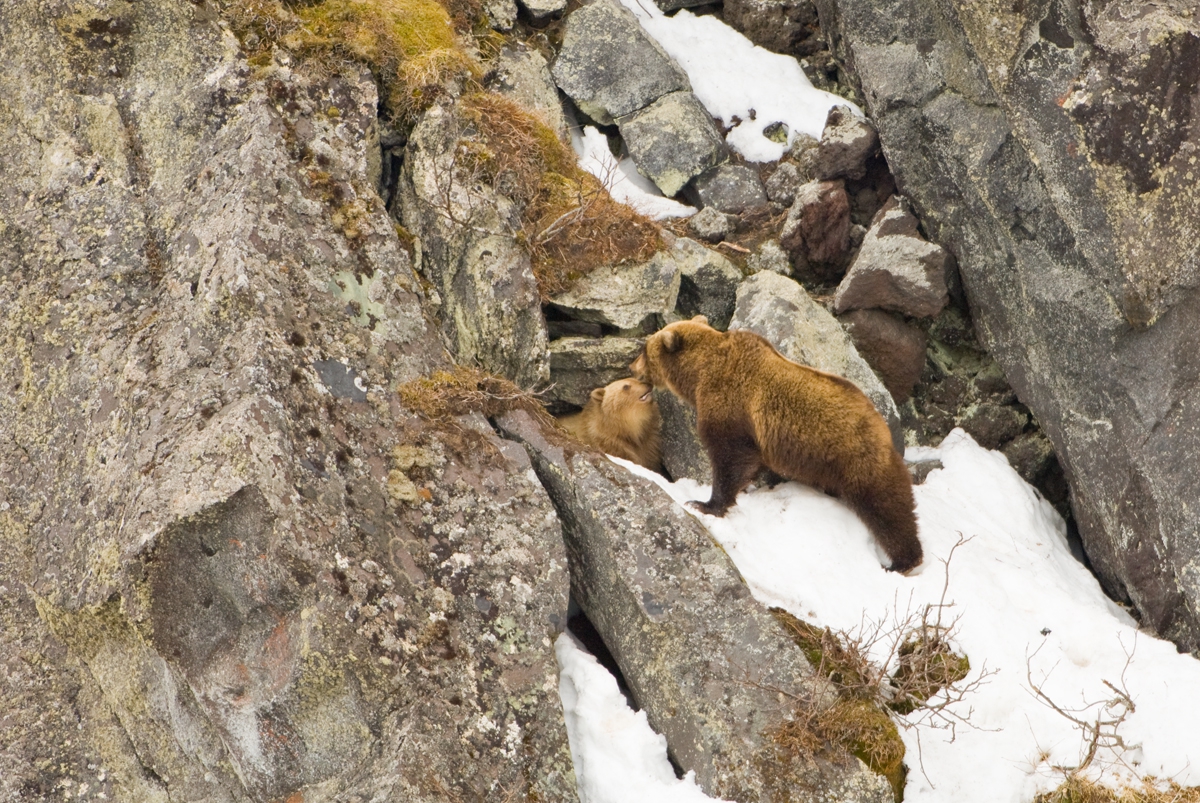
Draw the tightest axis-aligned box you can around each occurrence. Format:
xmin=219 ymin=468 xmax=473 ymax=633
xmin=557 ymin=377 xmax=663 ymax=473
xmin=631 ymin=316 xmax=922 ymax=573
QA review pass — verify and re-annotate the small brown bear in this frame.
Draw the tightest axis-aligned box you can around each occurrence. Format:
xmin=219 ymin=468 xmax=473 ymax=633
xmin=631 ymin=316 xmax=922 ymax=573
xmin=557 ymin=377 xmax=663 ymax=473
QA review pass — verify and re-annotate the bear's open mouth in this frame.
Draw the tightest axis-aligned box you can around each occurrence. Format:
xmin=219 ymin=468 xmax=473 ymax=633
xmin=639 ymin=389 xmax=653 ymax=402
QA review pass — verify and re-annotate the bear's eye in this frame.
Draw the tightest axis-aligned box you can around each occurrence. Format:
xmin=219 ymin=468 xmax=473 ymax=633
xmin=622 ymin=383 xmax=630 ymax=391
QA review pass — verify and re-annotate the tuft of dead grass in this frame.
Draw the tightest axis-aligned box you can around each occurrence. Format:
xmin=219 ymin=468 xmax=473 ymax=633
xmin=1036 ymin=777 xmax=1200 ymax=803
xmin=397 ymin=365 xmax=554 ymax=424
xmin=457 ymin=94 xmax=661 ymax=299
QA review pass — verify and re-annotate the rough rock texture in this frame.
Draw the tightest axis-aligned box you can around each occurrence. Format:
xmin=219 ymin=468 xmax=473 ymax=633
xmin=684 ymin=164 xmax=769 ymax=214
xmin=652 ymin=0 xmax=712 ymax=13
xmin=747 ymin=239 xmax=793 ymax=276
xmin=484 ymin=0 xmax=518 ymax=30
xmin=765 ymin=161 xmax=805 ymax=205
xmin=490 ymin=44 xmax=569 ymax=139
xmin=656 ymin=390 xmax=712 ymax=484
xmin=0 ymin=5 xmax=577 ymax=801
xmin=812 ymin=105 xmax=880 ymax=181
xmin=551 ymin=0 xmax=689 ymax=125
xmin=834 ymin=196 xmax=949 ymax=318
xmin=814 ymin=0 xmax=1200 ymax=648
xmin=688 ymin=205 xmax=736 ymax=243
xmin=517 ymin=0 xmax=567 ymax=24
xmin=731 ymin=273 xmax=904 ymax=450
xmin=397 ymin=104 xmax=550 ymax=389
xmin=839 ymin=309 xmax=928 ymax=402
xmin=546 ymin=246 xmax=683 ymax=333
xmin=496 ymin=410 xmax=894 ymax=803
xmin=620 ymin=91 xmax=729 ymax=197
xmin=673 ymin=237 xmax=745 ymax=331
xmin=779 ymin=179 xmax=851 ymax=281
xmin=723 ymin=0 xmax=822 ymax=57
xmin=548 ymin=336 xmax=646 ymax=408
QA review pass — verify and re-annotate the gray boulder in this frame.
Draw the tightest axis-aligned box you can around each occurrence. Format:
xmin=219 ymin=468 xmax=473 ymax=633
xmin=732 ymin=272 xmax=904 ymax=450
xmin=517 ymin=0 xmax=567 ymax=23
xmin=656 ymin=390 xmax=712 ymax=484
xmin=814 ymin=0 xmax=1200 ymax=648
xmin=551 ymin=0 xmax=689 ymax=125
xmin=549 ymin=336 xmax=646 ymax=407
xmin=673 ymin=237 xmax=744 ymax=331
xmin=397 ymin=104 xmax=549 ymax=389
xmin=834 ymin=195 xmax=949 ymax=318
xmin=839 ymin=308 xmax=928 ymax=402
xmin=779 ymin=179 xmax=852 ymax=281
xmin=687 ymin=205 xmax=736 ymax=243
xmin=765 ymin=161 xmax=805 ymax=205
xmin=685 ymin=163 xmax=769 ymax=213
xmin=496 ymin=410 xmax=894 ymax=803
xmin=490 ymin=44 xmax=569 ymax=139
xmin=484 ymin=0 xmax=517 ymax=30
xmin=813 ymin=105 xmax=880 ymax=181
xmin=546 ymin=246 xmax=683 ymax=333
xmin=722 ymin=0 xmax=822 ymax=57
xmin=0 ymin=11 xmax=574 ymax=800
xmin=747 ymin=238 xmax=793 ymax=276
xmin=619 ymin=91 xmax=729 ymax=197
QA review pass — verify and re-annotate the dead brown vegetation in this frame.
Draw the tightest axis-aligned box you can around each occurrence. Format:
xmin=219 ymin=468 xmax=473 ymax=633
xmin=397 ymin=365 xmax=553 ymax=424
xmin=1035 ymin=778 xmax=1200 ymax=803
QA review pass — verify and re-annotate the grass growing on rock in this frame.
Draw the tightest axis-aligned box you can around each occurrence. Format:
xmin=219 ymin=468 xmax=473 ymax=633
xmin=220 ymin=0 xmax=475 ymax=124
xmin=1035 ymin=778 xmax=1200 ymax=803
xmin=456 ymin=93 xmax=661 ymax=298
xmin=397 ymin=365 xmax=553 ymax=423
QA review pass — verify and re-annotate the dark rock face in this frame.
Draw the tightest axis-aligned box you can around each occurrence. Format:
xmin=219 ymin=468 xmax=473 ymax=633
xmin=839 ymin=309 xmax=928 ymax=402
xmin=496 ymin=410 xmax=892 ymax=803
xmin=685 ymin=164 xmax=769 ymax=214
xmin=779 ymin=179 xmax=851 ymax=281
xmin=672 ymin=237 xmax=745 ymax=331
xmin=722 ymin=0 xmax=822 ymax=57
xmin=549 ymin=336 xmax=647 ymax=408
xmin=0 ymin=3 xmax=575 ymax=799
xmin=815 ymin=0 xmax=1200 ymax=648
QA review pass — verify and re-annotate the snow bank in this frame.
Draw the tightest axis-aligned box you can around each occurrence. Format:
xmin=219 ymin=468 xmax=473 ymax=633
xmin=560 ymin=429 xmax=1200 ymax=802
xmin=615 ymin=0 xmax=855 ymax=162
xmin=571 ymin=125 xmax=696 ymax=220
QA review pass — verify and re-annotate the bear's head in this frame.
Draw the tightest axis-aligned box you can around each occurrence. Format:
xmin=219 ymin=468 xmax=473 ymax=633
xmin=630 ymin=315 xmax=715 ymax=403
xmin=590 ymin=377 xmax=658 ymax=440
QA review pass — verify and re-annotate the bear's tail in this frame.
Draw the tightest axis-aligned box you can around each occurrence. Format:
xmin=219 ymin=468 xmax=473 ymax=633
xmin=850 ymin=464 xmax=922 ymax=573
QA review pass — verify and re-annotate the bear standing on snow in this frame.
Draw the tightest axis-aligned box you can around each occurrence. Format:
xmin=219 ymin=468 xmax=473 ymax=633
xmin=557 ymin=377 xmax=663 ymax=473
xmin=630 ymin=315 xmax=922 ymax=573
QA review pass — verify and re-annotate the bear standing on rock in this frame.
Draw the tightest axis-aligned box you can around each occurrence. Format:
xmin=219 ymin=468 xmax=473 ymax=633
xmin=631 ymin=316 xmax=922 ymax=573
xmin=557 ymin=377 xmax=664 ymax=473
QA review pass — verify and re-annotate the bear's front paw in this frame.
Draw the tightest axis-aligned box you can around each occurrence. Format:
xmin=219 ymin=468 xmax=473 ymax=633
xmin=688 ymin=500 xmax=727 ymax=517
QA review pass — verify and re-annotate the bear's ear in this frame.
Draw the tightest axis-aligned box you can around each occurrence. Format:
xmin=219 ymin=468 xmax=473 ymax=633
xmin=590 ymin=387 xmax=607 ymax=403
xmin=690 ymin=315 xmax=709 ymax=326
xmin=661 ymin=329 xmax=683 ymax=353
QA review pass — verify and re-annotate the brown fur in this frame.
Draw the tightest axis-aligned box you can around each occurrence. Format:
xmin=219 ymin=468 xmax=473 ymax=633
xmin=631 ymin=316 xmax=922 ymax=573
xmin=557 ymin=378 xmax=663 ymax=473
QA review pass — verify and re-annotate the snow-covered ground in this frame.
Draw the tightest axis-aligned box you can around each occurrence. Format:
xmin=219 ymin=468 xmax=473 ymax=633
xmin=558 ymin=429 xmax=1200 ymax=802
xmin=571 ymin=125 xmax=697 ymax=220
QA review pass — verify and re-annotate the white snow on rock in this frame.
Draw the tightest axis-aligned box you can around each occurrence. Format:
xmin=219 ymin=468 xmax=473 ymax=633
xmin=559 ymin=429 xmax=1200 ymax=802
xmin=572 ymin=125 xmax=696 ymax=219
xmin=556 ymin=632 xmax=733 ymax=803
xmin=615 ymin=0 xmax=856 ymax=162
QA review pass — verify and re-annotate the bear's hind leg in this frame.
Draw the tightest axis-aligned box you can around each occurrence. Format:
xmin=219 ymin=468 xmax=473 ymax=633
xmin=692 ymin=432 xmax=762 ymax=517
xmin=851 ymin=470 xmax=922 ymax=573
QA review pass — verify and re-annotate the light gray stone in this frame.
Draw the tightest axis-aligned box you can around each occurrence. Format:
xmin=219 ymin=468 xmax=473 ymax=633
xmin=834 ymin=195 xmax=949 ymax=318
xmin=656 ymin=389 xmax=712 ymax=484
xmin=673 ymin=236 xmax=744 ymax=330
xmin=546 ymin=246 xmax=682 ymax=332
xmin=813 ymin=105 xmax=880 ymax=181
xmin=484 ymin=0 xmax=517 ymax=30
xmin=687 ymin=205 xmax=735 ymax=243
xmin=685 ymin=163 xmax=768 ymax=213
xmin=619 ymin=91 xmax=729 ymax=197
xmin=490 ymin=44 xmax=569 ymax=139
xmin=551 ymin=0 xmax=689 ymax=125
xmin=549 ymin=336 xmax=646 ymax=407
xmin=397 ymin=104 xmax=550 ymax=388
xmin=747 ymin=239 xmax=793 ymax=275
xmin=496 ymin=409 xmax=895 ymax=803
xmin=765 ymin=161 xmax=804 ymax=205
xmin=731 ymin=272 xmax=904 ymax=449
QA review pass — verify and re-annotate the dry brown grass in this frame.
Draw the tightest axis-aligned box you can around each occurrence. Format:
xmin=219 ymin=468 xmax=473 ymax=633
xmin=218 ymin=0 xmax=475 ymax=124
xmin=457 ymin=94 xmax=661 ymax=299
xmin=397 ymin=365 xmax=554 ymax=424
xmin=1036 ymin=778 xmax=1200 ymax=803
